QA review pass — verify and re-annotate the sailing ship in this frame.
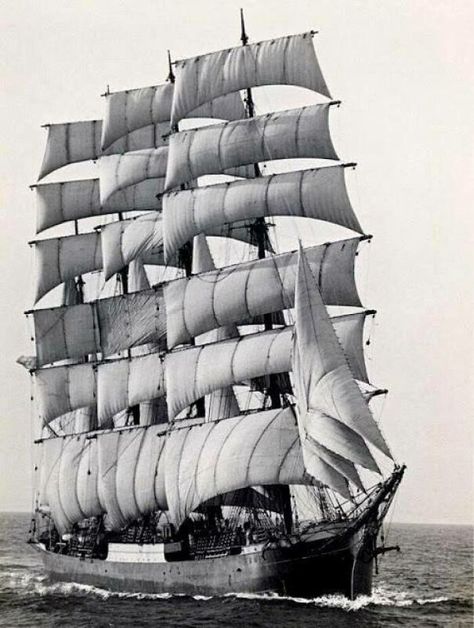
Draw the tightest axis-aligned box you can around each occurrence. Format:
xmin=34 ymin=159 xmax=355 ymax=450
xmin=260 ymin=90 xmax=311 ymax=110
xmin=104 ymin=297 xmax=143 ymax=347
xmin=19 ymin=12 xmax=405 ymax=599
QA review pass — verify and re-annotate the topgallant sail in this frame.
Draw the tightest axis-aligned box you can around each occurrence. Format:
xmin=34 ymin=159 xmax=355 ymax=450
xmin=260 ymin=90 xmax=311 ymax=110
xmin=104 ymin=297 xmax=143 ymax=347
xmin=19 ymin=12 xmax=404 ymax=599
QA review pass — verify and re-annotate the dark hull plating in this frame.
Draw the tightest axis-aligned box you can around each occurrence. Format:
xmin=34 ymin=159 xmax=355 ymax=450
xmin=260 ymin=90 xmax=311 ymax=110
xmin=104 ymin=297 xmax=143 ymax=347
xmin=35 ymin=532 xmax=374 ymax=599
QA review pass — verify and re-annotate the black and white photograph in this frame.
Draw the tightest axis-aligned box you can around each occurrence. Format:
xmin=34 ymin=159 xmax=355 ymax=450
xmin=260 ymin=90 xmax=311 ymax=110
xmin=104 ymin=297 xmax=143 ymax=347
xmin=0 ymin=1 xmax=472 ymax=626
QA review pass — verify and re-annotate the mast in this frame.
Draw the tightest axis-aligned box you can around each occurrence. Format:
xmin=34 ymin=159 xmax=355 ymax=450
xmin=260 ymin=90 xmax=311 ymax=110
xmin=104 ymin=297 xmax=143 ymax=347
xmin=240 ymin=9 xmax=291 ymax=531
xmin=240 ymin=9 xmax=281 ymax=411
xmin=116 ymin=211 xmax=140 ymax=425
xmin=170 ymin=47 xmax=205 ymax=418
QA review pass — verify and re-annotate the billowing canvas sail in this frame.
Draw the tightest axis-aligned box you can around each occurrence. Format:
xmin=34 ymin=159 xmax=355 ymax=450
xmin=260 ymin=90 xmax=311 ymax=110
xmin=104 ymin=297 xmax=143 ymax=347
xmin=98 ymin=426 xmax=168 ymax=531
xmin=35 ymin=361 xmax=97 ymax=424
xmin=165 ymin=104 xmax=338 ymax=191
xmin=100 ymin=213 xmax=260 ymax=280
xmin=165 ymin=407 xmax=322 ymax=527
xmin=97 ymin=352 xmax=165 ymax=425
xmin=100 ymin=148 xmax=169 ymax=205
xmin=38 ymin=435 xmax=102 ymax=534
xmin=38 ymin=119 xmax=171 ymax=181
xmin=34 ymin=178 xmax=163 ymax=234
xmin=38 ymin=120 xmax=102 ymax=180
xmin=292 ymin=246 xmax=391 ymax=474
xmin=163 ymin=166 xmax=362 ymax=259
xmin=102 ymin=84 xmax=245 ymax=149
xmin=192 ymin=234 xmax=241 ymax=421
xmin=31 ymin=287 xmax=166 ymax=366
xmin=166 ymin=312 xmax=370 ymax=419
xmin=171 ymin=32 xmax=331 ymax=126
xmin=165 ymin=238 xmax=362 ymax=348
xmin=33 ymin=232 xmax=102 ymax=303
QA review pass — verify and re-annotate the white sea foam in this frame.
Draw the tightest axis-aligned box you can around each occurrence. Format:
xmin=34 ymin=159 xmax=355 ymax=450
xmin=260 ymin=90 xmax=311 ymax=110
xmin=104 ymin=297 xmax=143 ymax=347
xmin=0 ymin=568 xmax=451 ymax=610
xmin=225 ymin=587 xmax=451 ymax=611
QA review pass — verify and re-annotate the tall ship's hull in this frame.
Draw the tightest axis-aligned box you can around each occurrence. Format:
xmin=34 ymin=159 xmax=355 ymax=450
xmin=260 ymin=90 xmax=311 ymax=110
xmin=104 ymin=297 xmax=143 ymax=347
xmin=33 ymin=468 xmax=404 ymax=598
xmin=35 ymin=532 xmax=373 ymax=598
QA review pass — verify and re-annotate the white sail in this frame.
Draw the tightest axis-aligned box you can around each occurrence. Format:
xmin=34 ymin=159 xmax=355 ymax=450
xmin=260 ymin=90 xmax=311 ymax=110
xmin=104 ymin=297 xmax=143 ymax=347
xmin=163 ymin=166 xmax=361 ymax=260
xmin=31 ymin=287 xmax=166 ymax=366
xmin=98 ymin=427 xmax=168 ymax=531
xmin=34 ymin=178 xmax=164 ymax=234
xmin=93 ymin=311 xmax=368 ymax=424
xmin=102 ymin=84 xmax=173 ymax=149
xmin=192 ymin=234 xmax=241 ymax=421
xmin=100 ymin=214 xmax=260 ymax=280
xmin=35 ymin=361 xmax=97 ymax=424
xmin=33 ymin=229 xmax=176 ymax=302
xmin=33 ymin=232 xmax=102 ymax=303
xmin=165 ymin=406 xmax=324 ymax=527
xmin=38 ymin=437 xmax=70 ymax=533
xmin=38 ymin=120 xmax=102 ymax=180
xmin=102 ymin=84 xmax=245 ymax=149
xmin=99 ymin=148 xmax=169 ymax=205
xmin=97 ymin=352 xmax=165 ymax=426
xmin=101 ymin=216 xmax=166 ymax=281
xmin=171 ymin=32 xmax=331 ymax=126
xmin=166 ymin=313 xmax=370 ymax=419
xmin=38 ymin=119 xmax=171 ymax=181
xmin=292 ymin=246 xmax=392 ymax=473
xmin=165 ymin=238 xmax=362 ymax=348
xmin=100 ymin=146 xmax=255 ymax=204
xmin=58 ymin=435 xmax=88 ymax=526
xmin=76 ymin=437 xmax=102 ymax=519
xmin=165 ymin=104 xmax=339 ymax=191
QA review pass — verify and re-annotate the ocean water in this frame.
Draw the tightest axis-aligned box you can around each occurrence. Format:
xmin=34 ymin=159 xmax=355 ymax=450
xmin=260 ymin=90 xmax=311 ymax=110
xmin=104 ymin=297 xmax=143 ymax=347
xmin=0 ymin=513 xmax=471 ymax=627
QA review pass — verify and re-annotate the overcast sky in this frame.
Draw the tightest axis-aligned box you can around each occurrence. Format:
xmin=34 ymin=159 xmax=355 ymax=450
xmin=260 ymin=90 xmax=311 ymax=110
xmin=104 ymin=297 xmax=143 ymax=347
xmin=0 ymin=0 xmax=472 ymax=524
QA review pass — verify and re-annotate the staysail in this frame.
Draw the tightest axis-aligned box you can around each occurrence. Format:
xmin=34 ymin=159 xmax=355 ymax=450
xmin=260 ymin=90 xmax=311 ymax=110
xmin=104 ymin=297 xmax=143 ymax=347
xmin=292 ymin=246 xmax=392 ymax=476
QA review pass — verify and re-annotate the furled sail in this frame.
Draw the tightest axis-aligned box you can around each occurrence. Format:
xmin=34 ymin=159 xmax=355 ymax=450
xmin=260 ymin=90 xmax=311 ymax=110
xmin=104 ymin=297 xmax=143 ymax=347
xmin=34 ymin=178 xmax=163 ymax=234
xmin=170 ymin=32 xmax=331 ymax=126
xmin=292 ymin=246 xmax=392 ymax=477
xmin=163 ymin=165 xmax=361 ymax=260
xmin=165 ymin=238 xmax=362 ymax=348
xmin=102 ymin=84 xmax=245 ymax=149
xmin=100 ymin=213 xmax=261 ymax=280
xmin=165 ymin=104 xmax=339 ymax=191
xmin=166 ymin=312 xmax=371 ymax=419
xmin=164 ymin=406 xmax=321 ymax=527
xmin=31 ymin=287 xmax=166 ymax=366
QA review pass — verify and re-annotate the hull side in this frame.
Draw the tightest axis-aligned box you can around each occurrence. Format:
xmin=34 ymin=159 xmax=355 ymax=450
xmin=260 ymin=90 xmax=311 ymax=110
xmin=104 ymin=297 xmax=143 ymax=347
xmin=36 ymin=538 xmax=373 ymax=599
